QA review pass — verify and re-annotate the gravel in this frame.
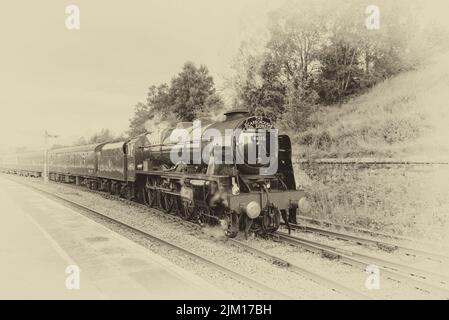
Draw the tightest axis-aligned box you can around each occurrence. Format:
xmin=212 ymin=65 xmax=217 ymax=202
xmin=11 ymin=175 xmax=341 ymax=299
xmin=8 ymin=174 xmax=446 ymax=299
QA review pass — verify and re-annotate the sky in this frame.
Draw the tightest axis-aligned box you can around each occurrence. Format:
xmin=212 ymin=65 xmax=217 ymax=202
xmin=0 ymin=0 xmax=277 ymax=151
xmin=1 ymin=0 xmax=448 ymax=152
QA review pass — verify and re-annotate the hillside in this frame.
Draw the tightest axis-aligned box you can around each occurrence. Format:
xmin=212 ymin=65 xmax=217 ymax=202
xmin=295 ymin=52 xmax=449 ymax=161
xmin=290 ymin=53 xmax=449 ymax=239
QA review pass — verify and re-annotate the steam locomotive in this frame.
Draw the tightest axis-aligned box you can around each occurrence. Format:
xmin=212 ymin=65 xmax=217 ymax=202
xmin=0 ymin=109 xmax=310 ymax=237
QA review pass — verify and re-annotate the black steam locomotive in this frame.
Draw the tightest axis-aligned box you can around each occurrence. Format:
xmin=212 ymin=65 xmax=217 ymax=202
xmin=0 ymin=109 xmax=310 ymax=237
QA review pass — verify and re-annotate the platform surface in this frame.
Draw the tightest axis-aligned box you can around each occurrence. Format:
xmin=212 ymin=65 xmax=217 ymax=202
xmin=0 ymin=176 xmax=227 ymax=299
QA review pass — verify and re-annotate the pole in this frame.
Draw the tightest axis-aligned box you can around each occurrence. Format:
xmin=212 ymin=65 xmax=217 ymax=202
xmin=43 ymin=131 xmax=48 ymax=183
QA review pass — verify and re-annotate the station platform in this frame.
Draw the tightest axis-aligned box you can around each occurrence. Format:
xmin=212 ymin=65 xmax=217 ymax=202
xmin=0 ymin=176 xmax=227 ymax=299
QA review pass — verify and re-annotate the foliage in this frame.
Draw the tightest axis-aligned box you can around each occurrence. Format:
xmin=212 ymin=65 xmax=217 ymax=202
xmin=127 ymin=102 xmax=153 ymax=137
xmin=169 ymin=62 xmax=223 ymax=121
xmin=294 ymin=53 xmax=449 ymax=159
xmin=74 ymin=129 xmax=124 ymax=146
xmin=227 ymin=0 xmax=446 ymax=130
xmin=128 ymin=62 xmax=223 ymax=137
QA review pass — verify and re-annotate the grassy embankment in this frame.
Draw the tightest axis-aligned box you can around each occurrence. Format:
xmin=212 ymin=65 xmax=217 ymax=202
xmin=291 ymin=53 xmax=449 ymax=240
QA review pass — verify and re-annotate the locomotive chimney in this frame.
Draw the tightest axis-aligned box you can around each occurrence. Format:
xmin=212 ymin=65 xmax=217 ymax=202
xmin=223 ymin=108 xmax=249 ymax=121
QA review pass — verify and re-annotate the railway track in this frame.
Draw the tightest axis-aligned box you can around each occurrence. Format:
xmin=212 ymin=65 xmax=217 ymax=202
xmin=227 ymin=238 xmax=371 ymax=300
xmin=273 ymin=231 xmax=449 ymax=299
xmin=8 ymin=175 xmax=370 ymax=299
xmin=296 ymin=215 xmax=449 ymax=252
xmin=9 ymin=175 xmax=449 ymax=299
xmin=11 ymin=177 xmax=293 ymax=300
xmin=64 ymin=182 xmax=371 ymax=299
xmin=283 ymin=222 xmax=449 ymax=262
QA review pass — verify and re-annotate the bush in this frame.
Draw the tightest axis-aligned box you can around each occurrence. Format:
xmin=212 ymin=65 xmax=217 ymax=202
xmin=381 ymin=116 xmax=421 ymax=144
xmin=315 ymin=131 xmax=332 ymax=150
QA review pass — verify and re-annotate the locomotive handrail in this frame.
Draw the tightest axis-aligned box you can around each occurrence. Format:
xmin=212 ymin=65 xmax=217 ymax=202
xmin=137 ymin=169 xmax=232 ymax=182
xmin=139 ymin=137 xmax=228 ymax=149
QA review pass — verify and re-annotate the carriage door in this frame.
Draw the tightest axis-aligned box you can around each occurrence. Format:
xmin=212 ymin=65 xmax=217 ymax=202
xmin=126 ymin=143 xmax=136 ymax=183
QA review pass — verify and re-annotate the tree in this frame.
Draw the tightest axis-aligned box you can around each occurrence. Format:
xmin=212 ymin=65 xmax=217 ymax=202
xmin=128 ymin=102 xmax=152 ymax=137
xmin=241 ymin=55 xmax=287 ymax=119
xmin=73 ymin=130 xmax=125 ymax=146
xmin=128 ymin=62 xmax=223 ymax=136
xmin=168 ymin=62 xmax=223 ymax=121
xmin=318 ymin=37 xmax=364 ymax=104
xmin=229 ymin=0 xmax=324 ymax=123
xmin=266 ymin=0 xmax=326 ymax=85
xmin=147 ymin=84 xmax=171 ymax=118
xmin=87 ymin=129 xmax=116 ymax=144
xmin=230 ymin=0 xmax=428 ymax=113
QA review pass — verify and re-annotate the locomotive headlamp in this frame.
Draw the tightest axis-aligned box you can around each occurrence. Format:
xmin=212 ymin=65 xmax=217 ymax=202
xmin=298 ymin=198 xmax=311 ymax=214
xmin=291 ymin=197 xmax=311 ymax=214
xmin=245 ymin=201 xmax=261 ymax=219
